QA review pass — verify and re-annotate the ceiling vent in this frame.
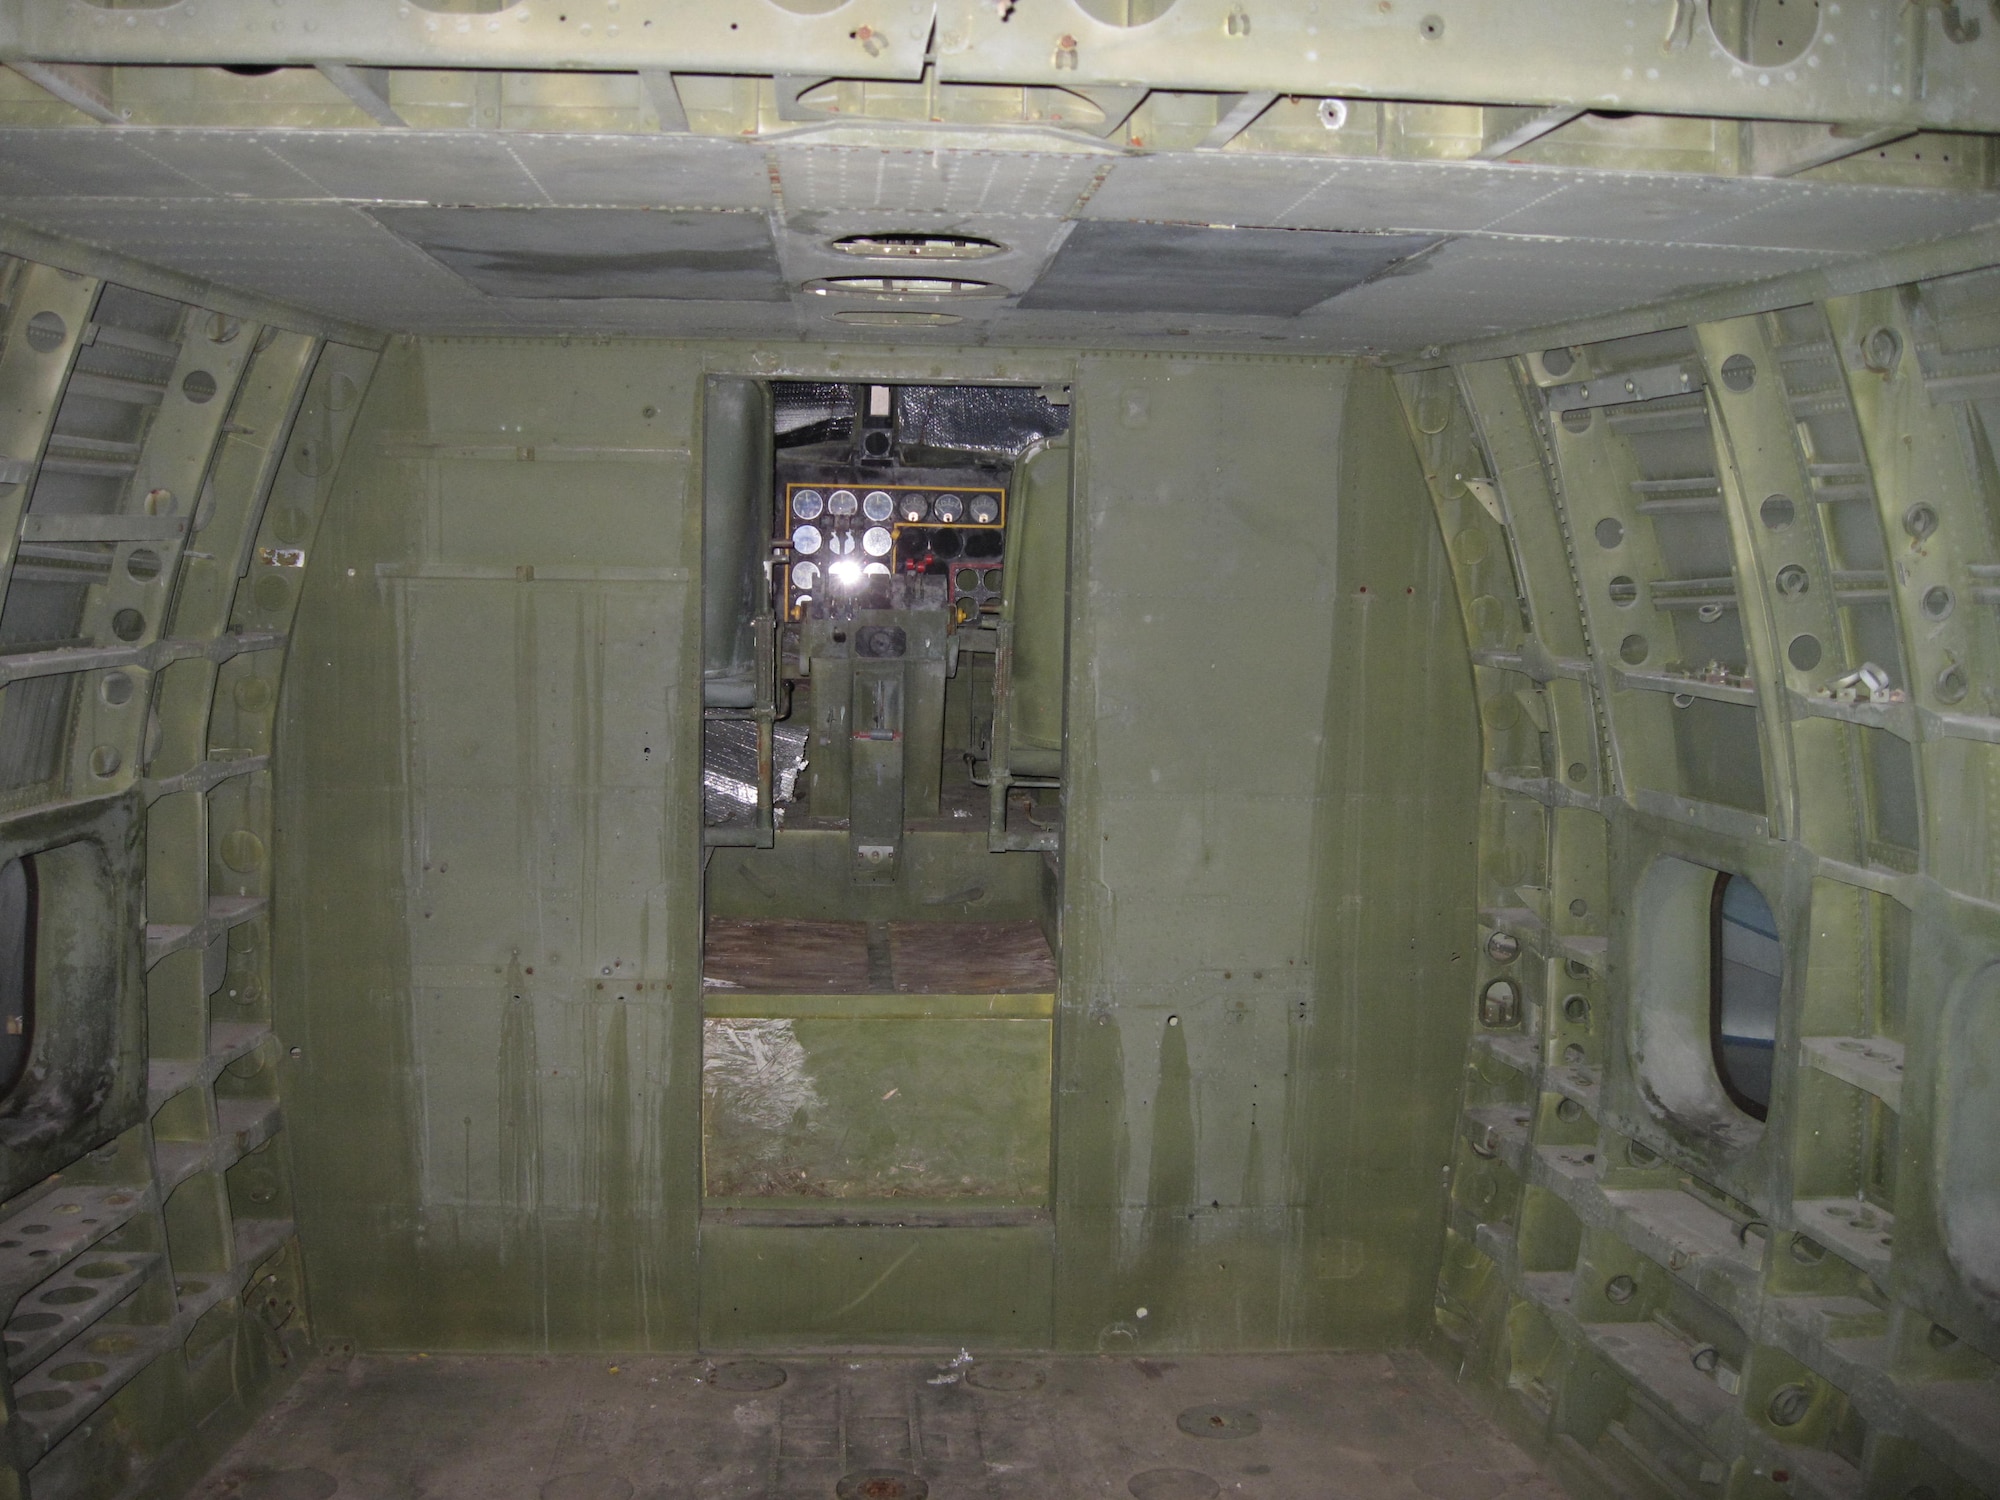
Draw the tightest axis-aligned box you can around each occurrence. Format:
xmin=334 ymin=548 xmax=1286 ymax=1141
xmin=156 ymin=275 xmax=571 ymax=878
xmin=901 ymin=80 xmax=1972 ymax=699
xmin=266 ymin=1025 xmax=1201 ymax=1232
xmin=832 ymin=233 xmax=1006 ymax=261
xmin=805 ymin=276 xmax=1003 ymax=299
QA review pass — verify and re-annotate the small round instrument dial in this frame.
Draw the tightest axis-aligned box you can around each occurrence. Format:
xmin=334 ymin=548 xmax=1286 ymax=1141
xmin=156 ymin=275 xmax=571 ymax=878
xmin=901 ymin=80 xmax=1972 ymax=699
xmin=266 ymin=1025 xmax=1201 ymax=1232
xmin=791 ymin=524 xmax=822 ymax=555
xmin=968 ymin=494 xmax=1000 ymax=524
xmin=827 ymin=488 xmax=859 ymax=517
xmin=862 ymin=490 xmax=895 ymax=522
xmin=898 ymin=493 xmax=930 ymax=522
xmin=792 ymin=488 xmax=825 ymax=520
xmin=931 ymin=493 xmax=964 ymax=523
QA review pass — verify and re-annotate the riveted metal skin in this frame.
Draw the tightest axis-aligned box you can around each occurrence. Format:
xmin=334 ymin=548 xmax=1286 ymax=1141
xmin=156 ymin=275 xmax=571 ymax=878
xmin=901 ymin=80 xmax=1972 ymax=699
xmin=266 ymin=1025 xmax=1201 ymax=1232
xmin=1400 ymin=260 xmax=2000 ymax=1500
xmin=0 ymin=6 xmax=1988 ymax=1500
xmin=3 ymin=2 xmax=1998 ymax=134
xmin=0 ymin=250 xmax=376 ymax=1500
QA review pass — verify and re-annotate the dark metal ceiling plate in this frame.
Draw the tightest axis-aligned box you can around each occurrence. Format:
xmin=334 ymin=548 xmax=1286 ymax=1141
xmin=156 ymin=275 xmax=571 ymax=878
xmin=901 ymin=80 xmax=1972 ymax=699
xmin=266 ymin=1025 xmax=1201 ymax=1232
xmin=370 ymin=207 xmax=787 ymax=302
xmin=1017 ymin=221 xmax=1441 ymax=317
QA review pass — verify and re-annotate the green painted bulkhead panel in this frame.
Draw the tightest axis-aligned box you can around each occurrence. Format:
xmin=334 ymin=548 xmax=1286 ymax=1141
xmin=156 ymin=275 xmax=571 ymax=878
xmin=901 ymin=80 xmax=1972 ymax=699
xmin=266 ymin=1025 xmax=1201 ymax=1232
xmin=698 ymin=1223 xmax=1056 ymax=1350
xmin=1051 ymin=358 xmax=1479 ymax=1351
xmin=700 ymin=1014 xmax=1053 ymax=1203
xmin=274 ymin=339 xmax=705 ymax=1351
xmin=272 ymin=341 xmax=1477 ymax=1352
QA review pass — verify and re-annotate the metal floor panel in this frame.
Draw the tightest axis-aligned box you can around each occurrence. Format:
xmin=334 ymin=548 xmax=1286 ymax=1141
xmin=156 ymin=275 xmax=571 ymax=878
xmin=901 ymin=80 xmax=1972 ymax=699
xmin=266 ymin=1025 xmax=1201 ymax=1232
xmin=198 ymin=1351 xmax=1562 ymax=1500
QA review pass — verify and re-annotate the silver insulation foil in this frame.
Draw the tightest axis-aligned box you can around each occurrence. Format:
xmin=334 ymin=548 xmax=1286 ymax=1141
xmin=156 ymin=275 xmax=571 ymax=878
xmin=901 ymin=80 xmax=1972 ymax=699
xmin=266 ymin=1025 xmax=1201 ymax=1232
xmin=703 ymin=718 xmax=809 ymax=827
xmin=894 ymin=383 xmax=1070 ymax=457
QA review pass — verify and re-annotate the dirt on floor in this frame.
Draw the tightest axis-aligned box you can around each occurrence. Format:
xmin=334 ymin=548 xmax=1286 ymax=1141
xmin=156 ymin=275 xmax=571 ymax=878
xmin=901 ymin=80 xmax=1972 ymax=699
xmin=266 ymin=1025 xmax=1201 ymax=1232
xmin=195 ymin=1349 xmax=1564 ymax=1500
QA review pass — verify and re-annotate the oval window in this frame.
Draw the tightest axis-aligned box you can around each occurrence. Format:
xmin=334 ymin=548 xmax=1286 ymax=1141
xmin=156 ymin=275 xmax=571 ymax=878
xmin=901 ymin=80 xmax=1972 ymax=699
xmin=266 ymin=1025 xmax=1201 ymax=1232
xmin=1711 ymin=873 xmax=1780 ymax=1120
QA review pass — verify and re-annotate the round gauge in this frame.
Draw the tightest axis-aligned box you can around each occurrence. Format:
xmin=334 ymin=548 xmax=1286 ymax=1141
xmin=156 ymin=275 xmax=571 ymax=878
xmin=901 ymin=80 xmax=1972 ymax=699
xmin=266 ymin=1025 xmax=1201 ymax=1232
xmin=968 ymin=494 xmax=1000 ymax=524
xmin=931 ymin=493 xmax=964 ymax=523
xmin=792 ymin=560 xmax=820 ymax=591
xmin=862 ymin=526 xmax=893 ymax=557
xmin=862 ymin=490 xmax=895 ymax=522
xmin=792 ymin=488 xmax=824 ymax=520
xmin=863 ymin=562 xmax=891 ymax=577
xmin=898 ymin=493 xmax=930 ymax=522
xmin=827 ymin=488 xmax=859 ymax=517
xmin=791 ymin=523 xmax=822 ymax=555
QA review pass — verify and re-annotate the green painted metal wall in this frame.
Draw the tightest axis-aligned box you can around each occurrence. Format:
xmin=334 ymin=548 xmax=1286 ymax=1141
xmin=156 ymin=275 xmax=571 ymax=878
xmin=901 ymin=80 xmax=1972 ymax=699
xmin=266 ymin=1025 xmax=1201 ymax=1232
xmin=274 ymin=339 xmax=705 ymax=1350
xmin=273 ymin=344 xmax=1477 ymax=1352
xmin=1053 ymin=357 xmax=1478 ymax=1349
xmin=1405 ymin=276 xmax=2000 ymax=1499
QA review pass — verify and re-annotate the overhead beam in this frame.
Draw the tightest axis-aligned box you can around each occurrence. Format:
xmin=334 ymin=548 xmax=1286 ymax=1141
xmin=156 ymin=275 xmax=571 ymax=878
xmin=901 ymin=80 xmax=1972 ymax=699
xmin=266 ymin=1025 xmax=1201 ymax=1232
xmin=1058 ymin=86 xmax=1147 ymax=141
xmin=5 ymin=62 xmax=123 ymax=124
xmin=1743 ymin=119 xmax=1922 ymax=178
xmin=1472 ymin=105 xmax=1585 ymax=162
xmin=638 ymin=69 xmax=690 ymax=132
xmin=315 ymin=64 xmax=406 ymax=128
xmin=3 ymin=2 xmax=1991 ymax=133
xmin=773 ymin=75 xmax=835 ymax=124
xmin=1197 ymin=91 xmax=1278 ymax=151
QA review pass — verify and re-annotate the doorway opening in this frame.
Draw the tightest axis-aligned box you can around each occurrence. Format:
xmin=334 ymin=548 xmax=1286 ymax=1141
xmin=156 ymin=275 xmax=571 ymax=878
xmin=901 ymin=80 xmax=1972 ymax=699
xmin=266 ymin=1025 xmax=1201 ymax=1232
xmin=695 ymin=379 xmax=1073 ymax=1344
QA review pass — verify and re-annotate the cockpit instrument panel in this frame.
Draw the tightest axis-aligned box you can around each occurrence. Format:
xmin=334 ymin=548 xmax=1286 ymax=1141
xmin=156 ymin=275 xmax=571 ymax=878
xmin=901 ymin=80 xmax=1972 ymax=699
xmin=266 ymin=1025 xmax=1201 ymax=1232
xmin=781 ymin=480 xmax=1006 ymax=622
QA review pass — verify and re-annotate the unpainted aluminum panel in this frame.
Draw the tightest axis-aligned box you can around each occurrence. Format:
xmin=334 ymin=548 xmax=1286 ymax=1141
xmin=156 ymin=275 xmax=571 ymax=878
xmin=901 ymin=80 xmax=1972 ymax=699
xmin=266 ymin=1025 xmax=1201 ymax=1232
xmin=770 ymin=144 xmax=1109 ymax=218
xmin=1083 ymin=151 xmax=2000 ymax=251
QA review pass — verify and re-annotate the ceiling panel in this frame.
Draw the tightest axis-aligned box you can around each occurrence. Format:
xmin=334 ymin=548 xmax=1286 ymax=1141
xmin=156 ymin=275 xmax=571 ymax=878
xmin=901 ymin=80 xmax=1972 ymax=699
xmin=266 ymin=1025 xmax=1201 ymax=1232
xmin=1299 ymin=237 xmax=1844 ymax=350
xmin=1018 ymin=221 xmax=1442 ymax=316
xmin=503 ymin=134 xmax=776 ymax=210
xmin=118 ymin=135 xmax=336 ymax=200
xmin=264 ymin=133 xmax=556 ymax=205
xmin=0 ymin=128 xmax=1991 ymax=356
xmin=371 ymin=207 xmax=789 ymax=302
xmin=1080 ymin=153 xmax=1565 ymax=235
xmin=1702 ymin=184 xmax=2000 ymax=253
xmin=771 ymin=145 xmax=1108 ymax=218
xmin=0 ymin=131 xmax=222 ymax=199
xmin=3 ymin=197 xmax=491 ymax=329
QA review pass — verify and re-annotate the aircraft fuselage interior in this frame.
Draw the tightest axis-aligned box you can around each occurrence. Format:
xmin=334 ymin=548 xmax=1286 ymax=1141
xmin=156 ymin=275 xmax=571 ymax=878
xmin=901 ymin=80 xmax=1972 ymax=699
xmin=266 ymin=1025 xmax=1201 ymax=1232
xmin=0 ymin=4 xmax=1995 ymax=1500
